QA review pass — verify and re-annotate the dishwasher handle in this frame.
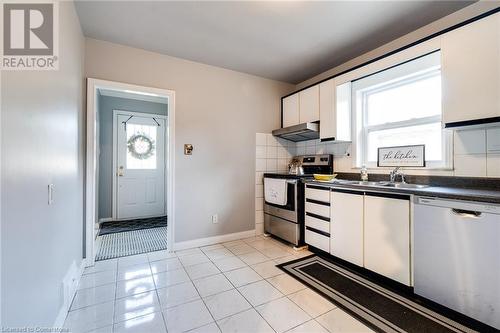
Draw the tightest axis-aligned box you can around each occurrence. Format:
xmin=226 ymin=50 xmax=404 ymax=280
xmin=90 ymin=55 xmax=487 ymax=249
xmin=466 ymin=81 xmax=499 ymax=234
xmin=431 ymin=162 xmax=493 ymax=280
xmin=451 ymin=208 xmax=482 ymax=219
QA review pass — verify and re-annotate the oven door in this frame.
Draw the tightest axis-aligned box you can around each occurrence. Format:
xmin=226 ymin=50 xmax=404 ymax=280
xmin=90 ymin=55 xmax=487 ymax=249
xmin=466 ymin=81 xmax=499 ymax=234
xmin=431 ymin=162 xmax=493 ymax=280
xmin=263 ymin=180 xmax=297 ymax=222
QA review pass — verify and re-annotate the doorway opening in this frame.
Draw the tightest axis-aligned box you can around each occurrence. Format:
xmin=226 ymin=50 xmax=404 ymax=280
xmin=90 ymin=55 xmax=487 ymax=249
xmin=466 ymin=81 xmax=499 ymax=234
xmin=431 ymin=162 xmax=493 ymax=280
xmin=86 ymin=79 xmax=175 ymax=266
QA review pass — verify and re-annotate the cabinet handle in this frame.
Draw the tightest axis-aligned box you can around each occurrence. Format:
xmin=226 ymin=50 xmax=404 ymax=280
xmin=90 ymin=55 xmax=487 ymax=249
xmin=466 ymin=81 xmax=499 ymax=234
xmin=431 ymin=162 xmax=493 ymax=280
xmin=306 ymin=198 xmax=330 ymax=206
xmin=306 ymin=212 xmax=330 ymax=222
xmin=306 ymin=226 xmax=330 ymax=237
xmin=451 ymin=208 xmax=482 ymax=219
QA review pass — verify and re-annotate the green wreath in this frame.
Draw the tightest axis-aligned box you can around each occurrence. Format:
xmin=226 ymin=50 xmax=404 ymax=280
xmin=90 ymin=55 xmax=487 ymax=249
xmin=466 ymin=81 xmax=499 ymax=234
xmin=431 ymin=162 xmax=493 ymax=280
xmin=127 ymin=133 xmax=156 ymax=160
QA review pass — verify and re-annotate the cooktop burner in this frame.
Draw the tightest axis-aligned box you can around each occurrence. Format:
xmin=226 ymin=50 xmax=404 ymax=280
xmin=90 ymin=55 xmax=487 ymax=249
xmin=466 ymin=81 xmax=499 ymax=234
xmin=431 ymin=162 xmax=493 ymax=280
xmin=263 ymin=154 xmax=333 ymax=179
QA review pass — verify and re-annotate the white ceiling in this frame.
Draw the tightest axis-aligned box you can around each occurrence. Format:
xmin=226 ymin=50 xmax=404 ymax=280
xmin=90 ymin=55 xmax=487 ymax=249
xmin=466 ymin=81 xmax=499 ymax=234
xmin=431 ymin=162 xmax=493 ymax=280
xmin=75 ymin=1 xmax=474 ymax=84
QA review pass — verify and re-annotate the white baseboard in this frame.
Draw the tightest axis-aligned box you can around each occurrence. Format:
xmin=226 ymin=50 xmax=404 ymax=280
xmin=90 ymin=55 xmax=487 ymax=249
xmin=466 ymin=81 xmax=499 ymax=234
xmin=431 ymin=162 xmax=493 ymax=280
xmin=53 ymin=258 xmax=87 ymax=328
xmin=98 ymin=217 xmax=113 ymax=223
xmin=173 ymin=229 xmax=256 ymax=251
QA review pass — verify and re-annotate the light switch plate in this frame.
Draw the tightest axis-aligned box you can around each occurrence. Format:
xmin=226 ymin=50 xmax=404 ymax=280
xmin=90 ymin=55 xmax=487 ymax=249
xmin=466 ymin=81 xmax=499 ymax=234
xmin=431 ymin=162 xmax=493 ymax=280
xmin=184 ymin=144 xmax=193 ymax=155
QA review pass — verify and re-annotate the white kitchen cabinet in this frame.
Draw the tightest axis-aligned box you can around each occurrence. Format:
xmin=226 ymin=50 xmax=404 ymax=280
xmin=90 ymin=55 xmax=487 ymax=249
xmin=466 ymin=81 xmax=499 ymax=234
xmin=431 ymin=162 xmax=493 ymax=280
xmin=334 ymin=81 xmax=352 ymax=141
xmin=299 ymin=85 xmax=320 ymax=123
xmin=364 ymin=194 xmax=411 ymax=286
xmin=319 ymin=79 xmax=335 ymax=140
xmin=305 ymin=229 xmax=330 ymax=252
xmin=305 ymin=186 xmax=330 ymax=202
xmin=319 ymin=78 xmax=352 ymax=141
xmin=442 ymin=13 xmax=500 ymax=126
xmin=304 ymin=185 xmax=331 ymax=252
xmin=282 ymin=93 xmax=299 ymax=127
xmin=330 ymin=190 xmax=364 ymax=266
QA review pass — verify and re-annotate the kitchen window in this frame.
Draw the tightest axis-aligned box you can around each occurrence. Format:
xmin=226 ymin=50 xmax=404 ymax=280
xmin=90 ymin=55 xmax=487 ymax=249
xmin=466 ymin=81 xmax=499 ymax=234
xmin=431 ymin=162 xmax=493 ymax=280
xmin=352 ymin=51 xmax=452 ymax=169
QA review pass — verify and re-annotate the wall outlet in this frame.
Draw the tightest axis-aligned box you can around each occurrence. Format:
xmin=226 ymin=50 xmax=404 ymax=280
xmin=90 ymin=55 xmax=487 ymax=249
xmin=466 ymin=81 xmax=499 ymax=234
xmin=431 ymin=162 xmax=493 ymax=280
xmin=212 ymin=214 xmax=218 ymax=224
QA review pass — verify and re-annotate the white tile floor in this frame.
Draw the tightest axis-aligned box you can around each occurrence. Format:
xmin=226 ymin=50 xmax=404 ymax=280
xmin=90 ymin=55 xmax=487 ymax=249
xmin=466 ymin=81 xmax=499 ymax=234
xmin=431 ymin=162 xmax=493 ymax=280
xmin=64 ymin=235 xmax=373 ymax=333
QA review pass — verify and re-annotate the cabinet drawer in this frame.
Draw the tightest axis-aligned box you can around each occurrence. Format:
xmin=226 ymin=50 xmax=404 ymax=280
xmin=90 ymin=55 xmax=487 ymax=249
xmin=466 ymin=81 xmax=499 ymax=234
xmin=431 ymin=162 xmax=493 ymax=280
xmin=305 ymin=187 xmax=330 ymax=202
xmin=305 ymin=201 xmax=330 ymax=218
xmin=305 ymin=214 xmax=329 ymax=233
xmin=305 ymin=228 xmax=330 ymax=252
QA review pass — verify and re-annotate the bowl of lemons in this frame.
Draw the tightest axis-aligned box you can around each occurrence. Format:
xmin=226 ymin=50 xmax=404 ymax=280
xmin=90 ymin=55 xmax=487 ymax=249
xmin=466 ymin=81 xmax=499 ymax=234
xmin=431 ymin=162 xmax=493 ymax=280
xmin=313 ymin=174 xmax=337 ymax=181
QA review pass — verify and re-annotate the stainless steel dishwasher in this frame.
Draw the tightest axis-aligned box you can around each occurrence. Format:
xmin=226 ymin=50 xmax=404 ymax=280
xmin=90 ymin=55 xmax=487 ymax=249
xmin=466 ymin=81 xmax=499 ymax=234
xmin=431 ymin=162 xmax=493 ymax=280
xmin=414 ymin=196 xmax=500 ymax=330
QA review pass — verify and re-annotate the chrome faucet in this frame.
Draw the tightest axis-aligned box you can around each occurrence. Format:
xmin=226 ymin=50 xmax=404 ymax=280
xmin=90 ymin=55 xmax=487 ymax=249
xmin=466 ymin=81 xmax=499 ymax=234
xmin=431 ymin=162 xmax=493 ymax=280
xmin=390 ymin=167 xmax=406 ymax=183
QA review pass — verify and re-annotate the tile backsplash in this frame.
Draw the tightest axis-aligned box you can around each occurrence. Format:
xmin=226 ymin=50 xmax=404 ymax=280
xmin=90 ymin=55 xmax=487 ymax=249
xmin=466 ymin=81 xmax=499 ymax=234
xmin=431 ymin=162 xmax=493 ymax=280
xmin=254 ymin=133 xmax=296 ymax=235
xmin=331 ymin=127 xmax=500 ymax=177
xmin=453 ymin=127 xmax=500 ymax=177
xmin=254 ymin=133 xmax=349 ymax=235
xmin=255 ymin=127 xmax=500 ymax=234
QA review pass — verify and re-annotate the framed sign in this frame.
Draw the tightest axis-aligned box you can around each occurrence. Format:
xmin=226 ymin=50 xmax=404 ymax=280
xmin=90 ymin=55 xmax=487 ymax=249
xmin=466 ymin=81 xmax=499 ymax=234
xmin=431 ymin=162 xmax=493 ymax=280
xmin=377 ymin=145 xmax=425 ymax=167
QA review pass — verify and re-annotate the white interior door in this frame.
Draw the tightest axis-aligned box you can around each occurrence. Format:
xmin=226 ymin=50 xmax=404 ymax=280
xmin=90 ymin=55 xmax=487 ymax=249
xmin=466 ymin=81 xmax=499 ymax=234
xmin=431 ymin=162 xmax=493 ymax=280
xmin=115 ymin=113 xmax=166 ymax=219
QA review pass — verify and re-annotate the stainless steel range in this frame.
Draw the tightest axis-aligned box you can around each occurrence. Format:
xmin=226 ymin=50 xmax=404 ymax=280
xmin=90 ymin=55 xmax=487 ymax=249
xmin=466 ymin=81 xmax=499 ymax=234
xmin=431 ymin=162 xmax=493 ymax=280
xmin=263 ymin=155 xmax=333 ymax=247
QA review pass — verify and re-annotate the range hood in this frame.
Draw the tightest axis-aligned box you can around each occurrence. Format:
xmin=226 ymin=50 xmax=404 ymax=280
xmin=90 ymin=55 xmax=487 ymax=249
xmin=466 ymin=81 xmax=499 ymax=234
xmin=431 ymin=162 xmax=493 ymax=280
xmin=272 ymin=122 xmax=319 ymax=142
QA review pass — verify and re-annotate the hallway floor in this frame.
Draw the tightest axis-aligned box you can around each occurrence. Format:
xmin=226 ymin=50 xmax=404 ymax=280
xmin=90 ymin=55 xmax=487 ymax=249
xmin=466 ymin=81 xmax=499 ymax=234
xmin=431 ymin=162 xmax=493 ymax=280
xmin=64 ymin=235 xmax=373 ymax=333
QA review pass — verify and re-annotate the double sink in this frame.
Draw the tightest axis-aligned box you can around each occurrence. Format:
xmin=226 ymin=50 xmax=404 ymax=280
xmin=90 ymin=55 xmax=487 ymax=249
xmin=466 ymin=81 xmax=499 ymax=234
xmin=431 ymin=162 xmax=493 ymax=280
xmin=333 ymin=180 xmax=428 ymax=189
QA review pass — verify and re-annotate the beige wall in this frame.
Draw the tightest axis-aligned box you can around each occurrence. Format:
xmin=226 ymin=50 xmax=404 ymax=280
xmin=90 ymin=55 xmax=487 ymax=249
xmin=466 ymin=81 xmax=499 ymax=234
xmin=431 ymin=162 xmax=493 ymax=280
xmin=85 ymin=39 xmax=294 ymax=243
xmin=1 ymin=1 xmax=85 ymax=325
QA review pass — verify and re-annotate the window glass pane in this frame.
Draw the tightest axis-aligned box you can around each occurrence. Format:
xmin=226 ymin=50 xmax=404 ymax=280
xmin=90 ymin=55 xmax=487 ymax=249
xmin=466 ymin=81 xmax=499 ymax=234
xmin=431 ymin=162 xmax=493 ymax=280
xmin=126 ymin=124 xmax=157 ymax=169
xmin=366 ymin=122 xmax=442 ymax=162
xmin=366 ymin=73 xmax=441 ymax=126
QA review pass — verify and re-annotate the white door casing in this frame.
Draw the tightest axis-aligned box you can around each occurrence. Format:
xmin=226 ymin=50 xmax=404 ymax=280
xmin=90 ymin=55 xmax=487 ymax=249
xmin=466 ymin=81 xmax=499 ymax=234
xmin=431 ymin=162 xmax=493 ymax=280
xmin=114 ymin=112 xmax=166 ymax=219
xmin=86 ymin=78 xmax=175 ymax=267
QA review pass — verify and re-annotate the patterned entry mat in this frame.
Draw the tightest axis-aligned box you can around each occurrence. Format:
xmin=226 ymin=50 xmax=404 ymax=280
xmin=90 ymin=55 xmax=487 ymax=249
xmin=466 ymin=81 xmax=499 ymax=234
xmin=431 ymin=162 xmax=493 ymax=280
xmin=95 ymin=227 xmax=167 ymax=261
xmin=99 ymin=215 xmax=167 ymax=236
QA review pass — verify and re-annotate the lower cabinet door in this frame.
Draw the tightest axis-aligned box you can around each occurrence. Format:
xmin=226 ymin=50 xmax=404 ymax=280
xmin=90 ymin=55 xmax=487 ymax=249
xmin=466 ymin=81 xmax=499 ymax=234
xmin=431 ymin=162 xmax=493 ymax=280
xmin=364 ymin=194 xmax=411 ymax=286
xmin=305 ymin=228 xmax=330 ymax=252
xmin=330 ymin=190 xmax=364 ymax=266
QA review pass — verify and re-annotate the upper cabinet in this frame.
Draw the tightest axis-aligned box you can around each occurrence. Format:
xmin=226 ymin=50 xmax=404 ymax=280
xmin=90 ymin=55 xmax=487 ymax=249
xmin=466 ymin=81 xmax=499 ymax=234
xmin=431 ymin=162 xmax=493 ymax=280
xmin=282 ymin=87 xmax=320 ymax=128
xmin=282 ymin=93 xmax=299 ymax=128
xmin=319 ymin=78 xmax=352 ymax=141
xmin=319 ymin=80 xmax=335 ymax=140
xmin=299 ymin=85 xmax=320 ymax=123
xmin=442 ymin=13 xmax=500 ymax=126
xmin=282 ymin=12 xmax=500 ymax=132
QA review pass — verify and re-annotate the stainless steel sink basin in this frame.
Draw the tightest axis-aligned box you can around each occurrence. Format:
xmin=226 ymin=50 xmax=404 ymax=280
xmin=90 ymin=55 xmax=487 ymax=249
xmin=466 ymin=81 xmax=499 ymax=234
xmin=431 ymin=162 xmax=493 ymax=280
xmin=352 ymin=181 xmax=383 ymax=186
xmin=380 ymin=182 xmax=428 ymax=189
xmin=332 ymin=180 xmax=359 ymax=185
xmin=330 ymin=179 xmax=428 ymax=189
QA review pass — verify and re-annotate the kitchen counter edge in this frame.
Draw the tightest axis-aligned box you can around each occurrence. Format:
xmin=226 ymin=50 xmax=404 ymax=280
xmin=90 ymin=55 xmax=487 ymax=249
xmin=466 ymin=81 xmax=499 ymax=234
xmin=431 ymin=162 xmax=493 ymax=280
xmin=304 ymin=180 xmax=500 ymax=205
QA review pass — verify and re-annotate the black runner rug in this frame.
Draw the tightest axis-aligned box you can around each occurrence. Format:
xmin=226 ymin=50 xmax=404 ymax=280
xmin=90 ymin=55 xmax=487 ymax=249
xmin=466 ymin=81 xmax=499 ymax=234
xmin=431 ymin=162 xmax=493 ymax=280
xmin=278 ymin=255 xmax=495 ymax=333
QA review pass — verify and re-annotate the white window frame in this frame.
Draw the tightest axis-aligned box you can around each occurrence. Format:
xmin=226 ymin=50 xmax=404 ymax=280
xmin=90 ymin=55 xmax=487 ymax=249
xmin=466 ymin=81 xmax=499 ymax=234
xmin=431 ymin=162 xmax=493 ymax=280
xmin=352 ymin=52 xmax=453 ymax=170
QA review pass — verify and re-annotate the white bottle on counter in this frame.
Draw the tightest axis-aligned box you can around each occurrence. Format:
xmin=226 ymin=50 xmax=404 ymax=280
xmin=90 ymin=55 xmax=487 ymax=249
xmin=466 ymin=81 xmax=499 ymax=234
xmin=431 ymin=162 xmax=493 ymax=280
xmin=360 ymin=165 xmax=368 ymax=181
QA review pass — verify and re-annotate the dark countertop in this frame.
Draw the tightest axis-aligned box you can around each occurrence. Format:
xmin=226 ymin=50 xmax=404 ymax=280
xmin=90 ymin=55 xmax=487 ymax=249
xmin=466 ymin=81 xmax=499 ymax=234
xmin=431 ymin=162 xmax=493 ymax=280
xmin=304 ymin=180 xmax=500 ymax=205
